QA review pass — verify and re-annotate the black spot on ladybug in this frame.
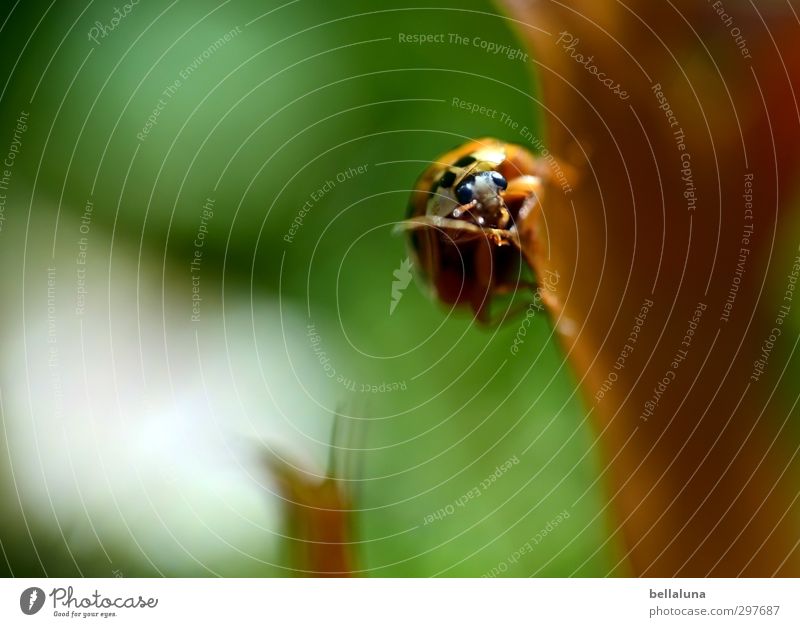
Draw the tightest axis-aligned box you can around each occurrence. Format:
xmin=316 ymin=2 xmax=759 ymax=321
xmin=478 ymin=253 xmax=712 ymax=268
xmin=439 ymin=170 xmax=457 ymax=189
xmin=452 ymin=155 xmax=477 ymax=168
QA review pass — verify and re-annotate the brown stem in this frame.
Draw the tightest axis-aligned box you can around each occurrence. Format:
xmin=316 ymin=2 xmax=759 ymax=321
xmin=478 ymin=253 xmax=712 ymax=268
xmin=505 ymin=0 xmax=800 ymax=575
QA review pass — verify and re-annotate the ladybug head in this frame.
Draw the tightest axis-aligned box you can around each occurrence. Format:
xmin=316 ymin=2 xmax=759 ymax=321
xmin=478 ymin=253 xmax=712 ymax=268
xmin=451 ymin=170 xmax=509 ymax=227
xmin=454 ymin=170 xmax=508 ymax=206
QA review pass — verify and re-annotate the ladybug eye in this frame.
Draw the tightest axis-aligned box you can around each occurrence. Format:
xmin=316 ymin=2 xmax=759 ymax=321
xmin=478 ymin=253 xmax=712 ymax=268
xmin=455 ymin=177 xmax=475 ymax=205
xmin=491 ymin=172 xmax=508 ymax=190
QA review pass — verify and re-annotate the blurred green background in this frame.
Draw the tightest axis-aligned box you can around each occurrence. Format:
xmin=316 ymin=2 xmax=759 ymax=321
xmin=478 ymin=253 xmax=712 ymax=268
xmin=0 ymin=0 xmax=619 ymax=576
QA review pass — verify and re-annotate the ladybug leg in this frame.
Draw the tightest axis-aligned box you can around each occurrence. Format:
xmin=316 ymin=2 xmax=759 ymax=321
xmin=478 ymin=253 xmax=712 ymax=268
xmin=395 ymin=216 xmax=513 ymax=240
xmin=503 ymin=175 xmax=544 ymax=225
xmin=505 ymin=175 xmax=543 ymax=200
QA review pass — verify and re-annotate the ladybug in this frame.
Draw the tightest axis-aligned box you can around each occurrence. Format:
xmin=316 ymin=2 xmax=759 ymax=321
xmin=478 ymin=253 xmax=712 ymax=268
xmin=399 ymin=138 xmax=547 ymax=324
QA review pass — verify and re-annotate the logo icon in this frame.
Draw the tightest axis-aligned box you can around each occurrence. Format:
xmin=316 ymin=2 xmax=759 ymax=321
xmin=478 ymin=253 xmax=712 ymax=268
xmin=20 ymin=587 xmax=45 ymax=615
xmin=390 ymin=257 xmax=413 ymax=315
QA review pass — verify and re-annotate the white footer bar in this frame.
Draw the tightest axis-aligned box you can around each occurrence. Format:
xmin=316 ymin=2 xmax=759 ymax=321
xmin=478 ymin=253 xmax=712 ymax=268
xmin=1 ymin=578 xmax=797 ymax=625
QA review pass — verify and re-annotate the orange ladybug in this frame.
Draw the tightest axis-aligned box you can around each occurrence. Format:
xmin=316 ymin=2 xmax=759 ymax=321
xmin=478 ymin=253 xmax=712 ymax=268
xmin=399 ymin=138 xmax=547 ymax=324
